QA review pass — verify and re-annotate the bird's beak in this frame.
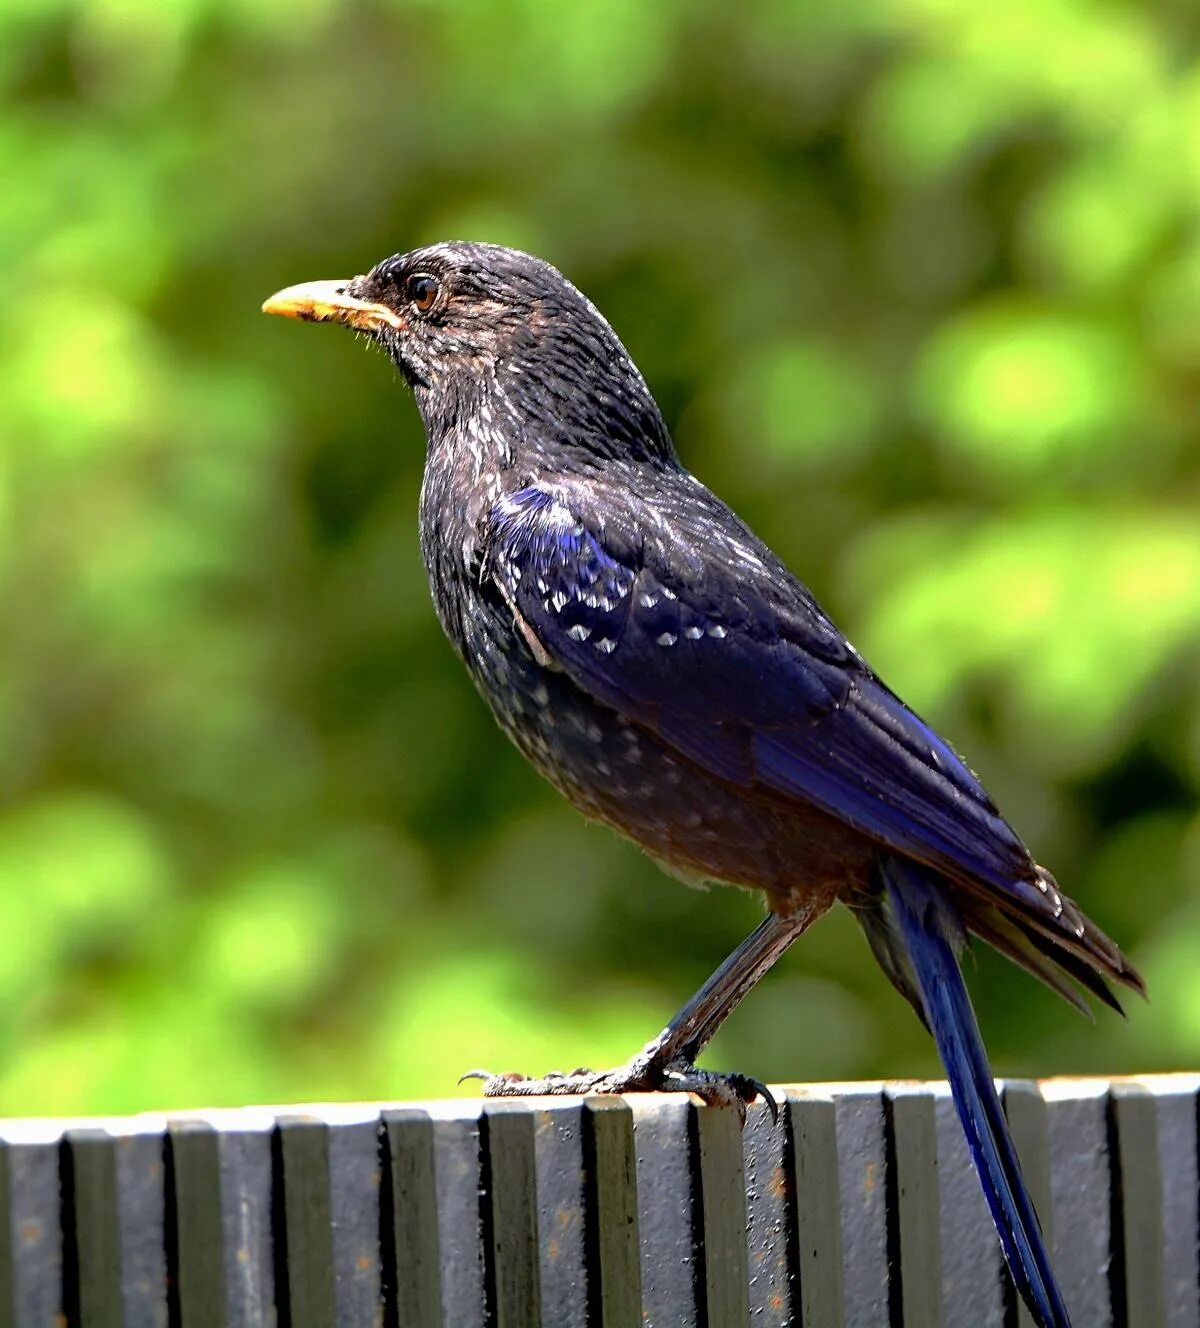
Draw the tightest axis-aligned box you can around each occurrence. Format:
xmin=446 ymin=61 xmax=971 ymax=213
xmin=261 ymin=279 xmax=404 ymax=332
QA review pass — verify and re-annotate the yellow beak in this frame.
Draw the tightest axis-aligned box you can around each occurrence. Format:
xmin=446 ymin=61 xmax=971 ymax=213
xmin=261 ymin=279 xmax=404 ymax=332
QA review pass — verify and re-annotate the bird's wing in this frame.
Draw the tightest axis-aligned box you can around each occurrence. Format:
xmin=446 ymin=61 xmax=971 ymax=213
xmin=487 ymin=476 xmax=1065 ymax=925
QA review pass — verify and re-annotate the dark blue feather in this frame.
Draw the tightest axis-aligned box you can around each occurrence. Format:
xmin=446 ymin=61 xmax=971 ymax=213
xmin=882 ymin=856 xmax=1071 ymax=1328
xmin=489 ymin=479 xmax=1049 ymax=908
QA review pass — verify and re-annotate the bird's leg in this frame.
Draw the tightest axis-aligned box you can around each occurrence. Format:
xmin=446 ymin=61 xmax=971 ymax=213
xmin=465 ymin=902 xmax=822 ymax=1117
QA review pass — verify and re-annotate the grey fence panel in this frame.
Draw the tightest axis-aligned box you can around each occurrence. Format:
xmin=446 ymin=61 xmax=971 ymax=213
xmin=1112 ymin=1082 xmax=1166 ymax=1328
xmin=65 ymin=1120 xmax=171 ymax=1328
xmin=482 ymin=1100 xmax=542 ymax=1328
xmin=382 ymin=1108 xmax=441 ymax=1325
xmin=528 ymin=1101 xmax=587 ymax=1328
xmin=169 ymin=1113 xmax=277 ymax=1328
xmin=1149 ymin=1076 xmax=1200 ymax=1327
xmin=1044 ymin=1080 xmax=1119 ymax=1327
xmin=790 ymin=1090 xmax=846 ymax=1327
xmin=0 ymin=1077 xmax=1194 ymax=1326
xmin=580 ymin=1097 xmax=641 ymax=1328
xmin=0 ymin=1122 xmax=64 ymax=1327
xmin=629 ymin=1096 xmax=700 ymax=1327
xmin=1002 ymin=1078 xmax=1054 ymax=1328
xmin=426 ymin=1100 xmax=490 ymax=1327
xmin=887 ymin=1084 xmax=941 ymax=1328
xmin=935 ymin=1084 xmax=1007 ymax=1327
xmin=742 ymin=1096 xmax=798 ymax=1324
xmin=830 ymin=1086 xmax=891 ymax=1328
xmin=276 ymin=1109 xmax=384 ymax=1328
xmin=693 ymin=1101 xmax=750 ymax=1324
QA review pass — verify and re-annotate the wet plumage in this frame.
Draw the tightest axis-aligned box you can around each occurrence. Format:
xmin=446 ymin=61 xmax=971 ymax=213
xmin=264 ymin=242 xmax=1143 ymax=1328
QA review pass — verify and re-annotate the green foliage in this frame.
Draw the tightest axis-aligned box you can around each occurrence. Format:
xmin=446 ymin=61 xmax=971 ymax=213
xmin=1 ymin=0 xmax=1198 ymax=1114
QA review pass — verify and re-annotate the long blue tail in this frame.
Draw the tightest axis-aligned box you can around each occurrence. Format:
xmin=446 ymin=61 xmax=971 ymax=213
xmin=877 ymin=856 xmax=1071 ymax=1328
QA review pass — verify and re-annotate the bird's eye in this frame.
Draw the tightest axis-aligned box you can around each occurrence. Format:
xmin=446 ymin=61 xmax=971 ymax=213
xmin=406 ymin=274 xmax=440 ymax=313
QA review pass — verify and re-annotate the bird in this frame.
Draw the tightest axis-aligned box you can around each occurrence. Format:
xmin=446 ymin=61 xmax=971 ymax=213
xmin=264 ymin=241 xmax=1143 ymax=1327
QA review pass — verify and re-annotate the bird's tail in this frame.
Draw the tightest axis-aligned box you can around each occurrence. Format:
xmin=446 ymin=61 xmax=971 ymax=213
xmin=863 ymin=855 xmax=1071 ymax=1328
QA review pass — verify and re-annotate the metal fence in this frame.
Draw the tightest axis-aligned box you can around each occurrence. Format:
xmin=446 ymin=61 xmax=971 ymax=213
xmin=1 ymin=1075 xmax=1196 ymax=1326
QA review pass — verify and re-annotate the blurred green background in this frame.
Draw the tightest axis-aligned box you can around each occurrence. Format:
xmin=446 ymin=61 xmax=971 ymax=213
xmin=3 ymin=0 xmax=1199 ymax=1116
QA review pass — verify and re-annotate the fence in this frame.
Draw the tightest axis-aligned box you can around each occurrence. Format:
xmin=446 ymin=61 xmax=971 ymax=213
xmin=1 ymin=1075 xmax=1195 ymax=1326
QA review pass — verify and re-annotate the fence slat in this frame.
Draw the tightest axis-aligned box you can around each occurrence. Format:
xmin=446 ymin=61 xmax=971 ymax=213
xmin=888 ymin=1085 xmax=941 ymax=1328
xmin=529 ymin=1101 xmax=587 ymax=1328
xmin=482 ymin=1101 xmax=542 ymax=1328
xmin=934 ymin=1081 xmax=1008 ymax=1327
xmin=694 ymin=1101 xmax=750 ymax=1324
xmin=831 ymin=1087 xmax=891 ymax=1328
xmin=630 ymin=1096 xmax=701 ymax=1326
xmin=169 ymin=1115 xmax=276 ymax=1328
xmin=383 ymin=1108 xmax=442 ymax=1326
xmin=276 ymin=1111 xmax=383 ymax=1328
xmin=791 ymin=1091 xmax=845 ymax=1327
xmin=1002 ymin=1079 xmax=1053 ymax=1328
xmin=743 ymin=1096 xmax=798 ymax=1325
xmin=0 ymin=1124 xmax=64 ymax=1328
xmin=427 ymin=1103 xmax=490 ymax=1327
xmin=1111 ymin=1083 xmax=1166 ymax=1328
xmin=581 ymin=1097 xmax=641 ymax=1328
xmin=65 ymin=1123 xmax=170 ymax=1328
xmin=1044 ymin=1080 xmax=1118 ymax=1327
xmin=1147 ymin=1077 xmax=1200 ymax=1328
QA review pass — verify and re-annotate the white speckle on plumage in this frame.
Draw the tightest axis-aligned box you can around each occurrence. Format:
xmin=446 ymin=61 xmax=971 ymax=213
xmin=639 ymin=592 xmax=659 ymax=609
xmin=684 ymin=626 xmax=703 ymax=640
xmin=596 ymin=760 xmax=612 ymax=776
xmin=531 ymin=682 xmax=550 ymax=706
xmin=660 ymin=585 xmax=677 ymax=601
xmin=708 ymin=624 xmax=727 ymax=639
xmin=550 ymin=590 xmax=569 ymax=611
xmin=567 ymin=624 xmax=590 ymax=641
xmin=656 ymin=632 xmax=677 ymax=646
xmin=594 ymin=637 xmax=617 ymax=653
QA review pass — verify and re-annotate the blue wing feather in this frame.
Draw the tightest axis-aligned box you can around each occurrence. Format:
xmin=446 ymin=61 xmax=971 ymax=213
xmin=489 ymin=479 xmax=1042 ymax=905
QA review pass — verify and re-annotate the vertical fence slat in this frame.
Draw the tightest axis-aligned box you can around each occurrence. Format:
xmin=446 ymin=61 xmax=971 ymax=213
xmin=581 ymin=1097 xmax=640 ymax=1328
xmin=1147 ymin=1076 xmax=1200 ymax=1328
xmin=482 ymin=1101 xmax=541 ymax=1328
xmin=630 ymin=1096 xmax=700 ymax=1326
xmin=384 ymin=1108 xmax=442 ymax=1327
xmin=529 ymin=1101 xmax=587 ymax=1328
xmin=169 ymin=1113 xmax=276 ymax=1328
xmin=831 ymin=1086 xmax=891 ymax=1328
xmin=277 ymin=1109 xmax=383 ymax=1328
xmin=1111 ymin=1083 xmax=1166 ymax=1328
xmin=276 ymin=1115 xmax=335 ymax=1327
xmin=887 ymin=1085 xmax=941 ymax=1328
xmin=168 ymin=1122 xmax=223 ymax=1328
xmin=65 ymin=1122 xmax=170 ymax=1328
xmin=935 ymin=1082 xmax=1007 ymax=1327
xmin=1043 ymin=1080 xmax=1117 ymax=1327
xmin=0 ymin=1123 xmax=64 ymax=1328
xmin=790 ymin=1090 xmax=845 ymax=1328
xmin=427 ymin=1102 xmax=490 ymax=1328
xmin=1002 ymin=1079 xmax=1053 ymax=1328
xmin=694 ymin=1101 xmax=750 ymax=1325
xmin=743 ymin=1096 xmax=798 ymax=1325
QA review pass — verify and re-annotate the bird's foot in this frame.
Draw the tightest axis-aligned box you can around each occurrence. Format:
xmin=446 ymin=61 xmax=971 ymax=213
xmin=460 ymin=1048 xmax=775 ymax=1124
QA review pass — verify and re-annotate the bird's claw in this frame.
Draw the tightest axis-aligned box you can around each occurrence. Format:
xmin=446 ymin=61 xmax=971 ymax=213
xmin=462 ymin=1056 xmax=777 ymax=1126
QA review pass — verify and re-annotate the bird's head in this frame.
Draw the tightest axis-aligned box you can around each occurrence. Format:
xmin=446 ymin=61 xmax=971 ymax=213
xmin=264 ymin=241 xmax=675 ymax=464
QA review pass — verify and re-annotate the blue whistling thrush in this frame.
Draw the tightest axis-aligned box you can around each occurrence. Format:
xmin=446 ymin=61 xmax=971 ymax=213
xmin=264 ymin=243 xmax=1142 ymax=1328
